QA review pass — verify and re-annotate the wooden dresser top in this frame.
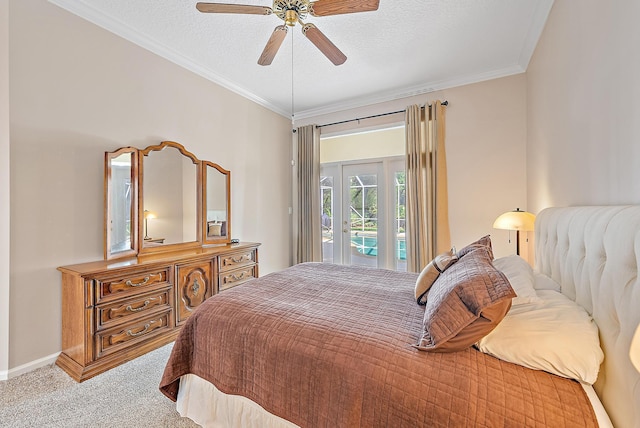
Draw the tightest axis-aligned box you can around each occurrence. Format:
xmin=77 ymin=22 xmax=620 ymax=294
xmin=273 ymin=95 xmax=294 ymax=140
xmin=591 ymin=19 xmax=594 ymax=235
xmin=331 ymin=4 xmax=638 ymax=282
xmin=58 ymin=242 xmax=260 ymax=276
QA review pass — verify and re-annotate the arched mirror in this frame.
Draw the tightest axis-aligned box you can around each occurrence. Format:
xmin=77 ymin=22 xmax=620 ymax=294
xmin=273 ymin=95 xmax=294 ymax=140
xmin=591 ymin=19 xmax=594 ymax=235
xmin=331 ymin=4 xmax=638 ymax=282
xmin=203 ymin=161 xmax=231 ymax=244
xmin=104 ymin=140 xmax=231 ymax=260
xmin=139 ymin=141 xmax=201 ymax=253
xmin=104 ymin=147 xmax=138 ymax=260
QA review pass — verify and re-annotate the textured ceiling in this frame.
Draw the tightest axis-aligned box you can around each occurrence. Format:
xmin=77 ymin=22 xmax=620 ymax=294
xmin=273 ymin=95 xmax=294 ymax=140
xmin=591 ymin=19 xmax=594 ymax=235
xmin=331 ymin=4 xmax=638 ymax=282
xmin=49 ymin=0 xmax=554 ymax=119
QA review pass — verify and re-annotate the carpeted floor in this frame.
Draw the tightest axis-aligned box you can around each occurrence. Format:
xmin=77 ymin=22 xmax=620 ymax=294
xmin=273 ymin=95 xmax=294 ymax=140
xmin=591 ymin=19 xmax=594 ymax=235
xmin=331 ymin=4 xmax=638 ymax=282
xmin=0 ymin=343 xmax=199 ymax=427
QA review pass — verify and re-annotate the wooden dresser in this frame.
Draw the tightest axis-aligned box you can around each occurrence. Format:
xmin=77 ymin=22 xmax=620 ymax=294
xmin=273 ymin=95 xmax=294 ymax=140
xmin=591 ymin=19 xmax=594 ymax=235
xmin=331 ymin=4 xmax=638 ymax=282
xmin=56 ymin=242 xmax=259 ymax=382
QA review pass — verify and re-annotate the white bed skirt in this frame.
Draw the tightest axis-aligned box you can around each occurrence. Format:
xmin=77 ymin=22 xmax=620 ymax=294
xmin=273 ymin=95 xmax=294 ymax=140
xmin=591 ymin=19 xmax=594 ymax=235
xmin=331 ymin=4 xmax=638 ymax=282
xmin=580 ymin=383 xmax=613 ymax=428
xmin=176 ymin=374 xmax=611 ymax=428
xmin=176 ymin=374 xmax=299 ymax=428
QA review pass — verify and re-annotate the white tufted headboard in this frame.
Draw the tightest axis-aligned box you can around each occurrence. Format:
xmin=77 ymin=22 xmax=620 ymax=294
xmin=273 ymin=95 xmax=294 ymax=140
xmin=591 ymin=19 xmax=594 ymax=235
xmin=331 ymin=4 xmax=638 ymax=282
xmin=535 ymin=206 xmax=640 ymax=428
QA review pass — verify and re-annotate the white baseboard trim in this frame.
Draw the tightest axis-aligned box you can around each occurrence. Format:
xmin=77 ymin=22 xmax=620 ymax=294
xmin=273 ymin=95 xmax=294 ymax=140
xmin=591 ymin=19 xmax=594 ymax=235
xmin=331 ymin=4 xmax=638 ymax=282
xmin=0 ymin=352 xmax=60 ymax=380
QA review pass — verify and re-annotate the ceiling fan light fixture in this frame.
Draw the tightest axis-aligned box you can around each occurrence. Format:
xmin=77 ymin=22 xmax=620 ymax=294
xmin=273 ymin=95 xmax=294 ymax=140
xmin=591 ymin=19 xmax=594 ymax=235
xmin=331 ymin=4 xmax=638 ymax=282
xmin=285 ymin=9 xmax=299 ymax=26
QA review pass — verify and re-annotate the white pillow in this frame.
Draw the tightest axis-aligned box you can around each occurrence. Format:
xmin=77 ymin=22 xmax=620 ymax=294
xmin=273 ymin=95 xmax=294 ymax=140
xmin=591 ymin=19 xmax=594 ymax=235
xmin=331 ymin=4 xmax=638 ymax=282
xmin=533 ymin=272 xmax=562 ymax=292
xmin=476 ymin=290 xmax=604 ymax=384
xmin=492 ymin=255 xmax=539 ymax=305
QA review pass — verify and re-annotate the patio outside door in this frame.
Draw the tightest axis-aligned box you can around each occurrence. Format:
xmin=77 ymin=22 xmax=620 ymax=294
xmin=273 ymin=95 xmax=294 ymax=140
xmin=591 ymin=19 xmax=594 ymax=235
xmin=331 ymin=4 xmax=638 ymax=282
xmin=321 ymin=158 xmax=405 ymax=271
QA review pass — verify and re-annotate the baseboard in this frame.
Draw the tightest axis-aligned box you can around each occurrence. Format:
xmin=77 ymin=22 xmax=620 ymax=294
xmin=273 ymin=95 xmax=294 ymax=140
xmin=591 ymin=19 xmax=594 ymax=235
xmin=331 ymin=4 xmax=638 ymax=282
xmin=0 ymin=352 xmax=60 ymax=380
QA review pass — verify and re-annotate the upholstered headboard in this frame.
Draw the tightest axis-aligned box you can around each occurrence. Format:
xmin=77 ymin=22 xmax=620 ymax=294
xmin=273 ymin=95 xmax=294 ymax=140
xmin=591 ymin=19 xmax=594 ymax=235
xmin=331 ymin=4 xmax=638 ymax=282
xmin=535 ymin=206 xmax=640 ymax=428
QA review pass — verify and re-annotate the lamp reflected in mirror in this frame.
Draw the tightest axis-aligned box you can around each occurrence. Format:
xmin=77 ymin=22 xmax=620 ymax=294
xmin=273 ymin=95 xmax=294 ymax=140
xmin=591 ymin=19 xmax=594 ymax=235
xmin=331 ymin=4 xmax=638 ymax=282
xmin=493 ymin=208 xmax=536 ymax=255
xmin=143 ymin=210 xmax=157 ymax=240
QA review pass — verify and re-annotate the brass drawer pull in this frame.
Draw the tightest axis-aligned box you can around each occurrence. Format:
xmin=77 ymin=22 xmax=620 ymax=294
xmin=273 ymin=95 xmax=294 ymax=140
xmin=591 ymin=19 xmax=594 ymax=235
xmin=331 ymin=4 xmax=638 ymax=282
xmin=125 ymin=276 xmax=150 ymax=287
xmin=126 ymin=323 xmax=150 ymax=337
xmin=125 ymin=299 xmax=154 ymax=313
xmin=231 ymin=255 xmax=247 ymax=263
xmin=230 ymin=272 xmax=246 ymax=281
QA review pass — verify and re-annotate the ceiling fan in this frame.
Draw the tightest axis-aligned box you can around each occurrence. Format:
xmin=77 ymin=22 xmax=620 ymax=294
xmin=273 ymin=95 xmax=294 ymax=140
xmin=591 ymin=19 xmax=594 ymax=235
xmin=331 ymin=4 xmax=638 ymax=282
xmin=196 ymin=0 xmax=380 ymax=66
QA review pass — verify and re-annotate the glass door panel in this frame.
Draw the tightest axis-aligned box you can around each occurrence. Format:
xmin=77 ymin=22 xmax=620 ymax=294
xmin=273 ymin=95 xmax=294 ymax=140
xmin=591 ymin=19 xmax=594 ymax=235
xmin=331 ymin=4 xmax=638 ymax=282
xmin=321 ymin=175 xmax=335 ymax=263
xmin=392 ymin=165 xmax=407 ymax=272
xmin=343 ymin=163 xmax=384 ymax=268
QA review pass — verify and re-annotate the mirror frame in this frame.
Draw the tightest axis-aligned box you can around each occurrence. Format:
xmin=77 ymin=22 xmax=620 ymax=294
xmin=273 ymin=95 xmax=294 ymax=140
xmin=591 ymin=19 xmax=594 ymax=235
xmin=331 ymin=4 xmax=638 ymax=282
xmin=202 ymin=161 xmax=231 ymax=245
xmin=104 ymin=147 xmax=138 ymax=260
xmin=104 ymin=141 xmax=232 ymax=260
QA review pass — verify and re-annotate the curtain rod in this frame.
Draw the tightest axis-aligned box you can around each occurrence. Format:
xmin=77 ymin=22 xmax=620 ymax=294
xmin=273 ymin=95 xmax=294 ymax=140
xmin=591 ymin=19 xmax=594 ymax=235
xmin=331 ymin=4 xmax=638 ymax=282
xmin=316 ymin=100 xmax=448 ymax=129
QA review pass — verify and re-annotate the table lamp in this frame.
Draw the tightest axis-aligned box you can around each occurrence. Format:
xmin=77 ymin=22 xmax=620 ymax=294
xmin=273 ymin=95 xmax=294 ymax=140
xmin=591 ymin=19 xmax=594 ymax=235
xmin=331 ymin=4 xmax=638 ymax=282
xmin=143 ymin=210 xmax=157 ymax=240
xmin=493 ymin=208 xmax=536 ymax=255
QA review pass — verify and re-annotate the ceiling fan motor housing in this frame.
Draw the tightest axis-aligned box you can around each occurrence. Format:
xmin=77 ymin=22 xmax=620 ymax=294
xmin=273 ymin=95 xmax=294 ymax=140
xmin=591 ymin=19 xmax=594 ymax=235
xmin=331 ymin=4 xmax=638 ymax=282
xmin=273 ymin=0 xmax=310 ymax=26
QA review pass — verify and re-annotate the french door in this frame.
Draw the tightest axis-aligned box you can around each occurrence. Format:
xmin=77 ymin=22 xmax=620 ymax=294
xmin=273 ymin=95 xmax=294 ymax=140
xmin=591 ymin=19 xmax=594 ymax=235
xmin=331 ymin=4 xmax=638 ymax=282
xmin=321 ymin=158 xmax=406 ymax=271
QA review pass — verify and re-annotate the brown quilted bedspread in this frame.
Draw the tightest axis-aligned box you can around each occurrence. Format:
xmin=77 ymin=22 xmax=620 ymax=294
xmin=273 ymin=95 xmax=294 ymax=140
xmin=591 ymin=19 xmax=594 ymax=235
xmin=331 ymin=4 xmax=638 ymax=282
xmin=160 ymin=262 xmax=597 ymax=427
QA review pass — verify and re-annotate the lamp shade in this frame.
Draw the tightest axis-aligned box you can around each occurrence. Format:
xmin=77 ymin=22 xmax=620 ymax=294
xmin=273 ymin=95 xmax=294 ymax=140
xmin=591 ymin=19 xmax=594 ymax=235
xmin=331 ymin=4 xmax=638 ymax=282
xmin=144 ymin=210 xmax=157 ymax=220
xmin=493 ymin=208 xmax=536 ymax=231
xmin=631 ymin=323 xmax=640 ymax=372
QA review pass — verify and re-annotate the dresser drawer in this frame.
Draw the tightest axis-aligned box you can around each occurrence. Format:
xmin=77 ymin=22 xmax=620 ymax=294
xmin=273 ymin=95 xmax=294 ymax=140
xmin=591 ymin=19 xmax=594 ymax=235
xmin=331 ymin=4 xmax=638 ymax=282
xmin=95 ymin=310 xmax=172 ymax=359
xmin=96 ymin=288 xmax=172 ymax=331
xmin=219 ymin=264 xmax=257 ymax=291
xmin=94 ymin=267 xmax=172 ymax=304
xmin=219 ymin=249 xmax=257 ymax=272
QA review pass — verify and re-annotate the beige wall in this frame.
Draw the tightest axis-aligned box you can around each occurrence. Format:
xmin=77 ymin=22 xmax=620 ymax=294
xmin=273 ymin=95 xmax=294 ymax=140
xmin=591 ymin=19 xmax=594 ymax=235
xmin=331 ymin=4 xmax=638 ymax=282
xmin=7 ymin=0 xmax=291 ymax=369
xmin=527 ymin=0 xmax=640 ymax=213
xmin=1 ymin=0 xmax=10 ymax=377
xmin=299 ymin=74 xmax=529 ymax=261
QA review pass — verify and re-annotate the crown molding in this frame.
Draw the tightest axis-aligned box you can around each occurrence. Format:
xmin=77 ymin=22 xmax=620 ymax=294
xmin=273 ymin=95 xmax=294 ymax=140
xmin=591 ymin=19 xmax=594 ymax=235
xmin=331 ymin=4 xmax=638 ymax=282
xmin=517 ymin=0 xmax=555 ymax=70
xmin=293 ymin=64 xmax=526 ymax=120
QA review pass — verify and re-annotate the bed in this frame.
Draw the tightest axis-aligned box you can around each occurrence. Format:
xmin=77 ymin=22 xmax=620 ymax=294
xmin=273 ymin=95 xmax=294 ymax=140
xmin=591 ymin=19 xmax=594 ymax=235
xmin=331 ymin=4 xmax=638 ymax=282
xmin=160 ymin=205 xmax=640 ymax=427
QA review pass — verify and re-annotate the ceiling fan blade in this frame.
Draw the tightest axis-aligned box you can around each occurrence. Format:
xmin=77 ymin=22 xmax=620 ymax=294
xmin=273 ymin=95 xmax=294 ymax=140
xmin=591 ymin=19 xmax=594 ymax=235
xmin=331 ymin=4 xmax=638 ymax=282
xmin=258 ymin=25 xmax=288 ymax=66
xmin=310 ymin=0 xmax=379 ymax=17
xmin=302 ymin=23 xmax=347 ymax=66
xmin=196 ymin=2 xmax=272 ymax=15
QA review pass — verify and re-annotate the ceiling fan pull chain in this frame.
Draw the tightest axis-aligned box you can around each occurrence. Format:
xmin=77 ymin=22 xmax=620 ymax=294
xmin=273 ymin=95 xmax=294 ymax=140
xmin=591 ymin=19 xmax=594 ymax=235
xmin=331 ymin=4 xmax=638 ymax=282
xmin=291 ymin=27 xmax=295 ymax=127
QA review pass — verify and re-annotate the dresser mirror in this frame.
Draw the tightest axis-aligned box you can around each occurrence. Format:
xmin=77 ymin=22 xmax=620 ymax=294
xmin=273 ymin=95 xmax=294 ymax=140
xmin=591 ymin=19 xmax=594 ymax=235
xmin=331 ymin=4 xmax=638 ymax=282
xmin=203 ymin=161 xmax=231 ymax=244
xmin=141 ymin=142 xmax=200 ymax=249
xmin=104 ymin=147 xmax=138 ymax=260
xmin=104 ymin=141 xmax=231 ymax=260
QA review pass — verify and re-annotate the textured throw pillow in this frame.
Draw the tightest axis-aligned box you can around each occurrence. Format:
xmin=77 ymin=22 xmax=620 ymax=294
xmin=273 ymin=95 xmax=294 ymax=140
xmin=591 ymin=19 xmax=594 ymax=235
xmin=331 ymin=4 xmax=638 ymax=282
xmin=208 ymin=222 xmax=222 ymax=236
xmin=457 ymin=235 xmax=494 ymax=260
xmin=476 ymin=289 xmax=604 ymax=384
xmin=414 ymin=247 xmax=516 ymax=352
xmin=492 ymin=255 xmax=540 ymax=306
xmin=414 ymin=247 xmax=458 ymax=305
